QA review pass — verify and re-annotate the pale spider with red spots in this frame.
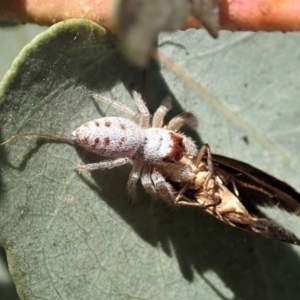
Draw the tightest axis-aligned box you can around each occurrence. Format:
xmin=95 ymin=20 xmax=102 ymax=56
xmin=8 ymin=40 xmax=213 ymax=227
xmin=71 ymin=91 xmax=198 ymax=203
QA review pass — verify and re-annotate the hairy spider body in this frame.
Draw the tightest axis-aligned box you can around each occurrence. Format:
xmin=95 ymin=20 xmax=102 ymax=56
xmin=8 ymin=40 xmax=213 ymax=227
xmin=72 ymin=118 xmax=190 ymax=163
xmin=71 ymin=91 xmax=198 ymax=203
xmin=72 ymin=117 xmax=142 ymax=158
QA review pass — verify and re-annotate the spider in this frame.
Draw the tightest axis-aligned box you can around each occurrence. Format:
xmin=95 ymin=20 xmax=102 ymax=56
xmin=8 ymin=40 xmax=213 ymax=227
xmin=71 ymin=91 xmax=199 ymax=203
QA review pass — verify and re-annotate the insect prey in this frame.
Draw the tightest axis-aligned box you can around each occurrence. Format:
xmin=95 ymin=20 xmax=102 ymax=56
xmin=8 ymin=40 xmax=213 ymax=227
xmin=1 ymin=91 xmax=300 ymax=245
xmin=163 ymin=144 xmax=300 ymax=245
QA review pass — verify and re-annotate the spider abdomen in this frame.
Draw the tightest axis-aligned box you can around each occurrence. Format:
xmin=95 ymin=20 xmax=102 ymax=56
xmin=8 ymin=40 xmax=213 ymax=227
xmin=71 ymin=117 xmax=143 ymax=158
xmin=137 ymin=128 xmax=185 ymax=164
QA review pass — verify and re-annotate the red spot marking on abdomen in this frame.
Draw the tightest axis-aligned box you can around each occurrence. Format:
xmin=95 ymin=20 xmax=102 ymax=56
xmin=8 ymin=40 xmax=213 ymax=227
xmin=94 ymin=138 xmax=100 ymax=144
xmin=82 ymin=137 xmax=89 ymax=145
xmin=94 ymin=121 xmax=100 ymax=127
xmin=163 ymin=133 xmax=184 ymax=163
xmin=104 ymin=137 xmax=110 ymax=146
xmin=118 ymin=137 xmax=125 ymax=148
xmin=120 ymin=123 xmax=125 ymax=130
xmin=105 ymin=121 xmax=111 ymax=127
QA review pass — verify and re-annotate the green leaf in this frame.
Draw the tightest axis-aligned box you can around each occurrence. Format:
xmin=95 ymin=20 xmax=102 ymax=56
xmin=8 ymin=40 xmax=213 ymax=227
xmin=1 ymin=19 xmax=300 ymax=300
xmin=0 ymin=23 xmax=46 ymax=300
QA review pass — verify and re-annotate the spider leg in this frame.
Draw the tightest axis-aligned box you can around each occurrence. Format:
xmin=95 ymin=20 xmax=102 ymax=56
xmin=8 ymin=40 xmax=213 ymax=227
xmin=92 ymin=93 xmax=137 ymax=119
xmin=166 ymin=112 xmax=198 ymax=131
xmin=151 ymin=169 xmax=175 ymax=204
xmin=127 ymin=162 xmax=143 ymax=202
xmin=181 ymin=135 xmax=198 ymax=157
xmin=152 ymin=96 xmax=172 ymax=128
xmin=132 ymin=91 xmax=150 ymax=128
xmin=77 ymin=158 xmax=130 ymax=171
xmin=140 ymin=165 xmax=158 ymax=199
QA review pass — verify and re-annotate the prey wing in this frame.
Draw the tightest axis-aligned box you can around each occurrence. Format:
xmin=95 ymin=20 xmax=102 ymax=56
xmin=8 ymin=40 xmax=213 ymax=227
xmin=212 ymin=154 xmax=300 ymax=215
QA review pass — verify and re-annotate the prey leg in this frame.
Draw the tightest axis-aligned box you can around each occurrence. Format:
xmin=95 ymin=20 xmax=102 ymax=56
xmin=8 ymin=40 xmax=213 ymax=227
xmin=176 ymin=144 xmax=214 ymax=202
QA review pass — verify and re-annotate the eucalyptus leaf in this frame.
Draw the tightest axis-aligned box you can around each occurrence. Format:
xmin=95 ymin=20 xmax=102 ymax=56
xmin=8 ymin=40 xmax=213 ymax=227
xmin=1 ymin=19 xmax=300 ymax=300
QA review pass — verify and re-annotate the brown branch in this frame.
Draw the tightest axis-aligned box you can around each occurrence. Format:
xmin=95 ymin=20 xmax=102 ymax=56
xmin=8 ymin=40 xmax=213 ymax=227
xmin=1 ymin=0 xmax=300 ymax=33
xmin=182 ymin=0 xmax=300 ymax=32
xmin=0 ymin=0 xmax=118 ymax=31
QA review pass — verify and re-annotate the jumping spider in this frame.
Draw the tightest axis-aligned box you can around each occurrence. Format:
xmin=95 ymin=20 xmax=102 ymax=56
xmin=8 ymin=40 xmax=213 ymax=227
xmin=71 ymin=91 xmax=202 ymax=203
